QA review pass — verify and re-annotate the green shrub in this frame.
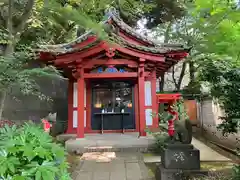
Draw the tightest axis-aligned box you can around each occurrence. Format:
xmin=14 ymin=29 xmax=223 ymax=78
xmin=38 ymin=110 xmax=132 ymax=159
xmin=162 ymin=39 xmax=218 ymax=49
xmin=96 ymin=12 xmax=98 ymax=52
xmin=0 ymin=123 xmax=71 ymax=180
xmin=152 ymin=131 xmax=169 ymax=153
xmin=232 ymin=149 xmax=240 ymax=180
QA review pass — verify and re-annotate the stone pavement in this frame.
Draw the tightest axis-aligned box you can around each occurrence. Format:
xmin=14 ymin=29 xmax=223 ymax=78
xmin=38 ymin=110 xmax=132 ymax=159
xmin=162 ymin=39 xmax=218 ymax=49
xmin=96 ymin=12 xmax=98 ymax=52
xmin=191 ymin=138 xmax=230 ymax=161
xmin=62 ymin=133 xmax=230 ymax=162
xmin=143 ymin=137 xmax=230 ymax=163
xmin=63 ymin=133 xmax=154 ymax=154
xmin=71 ymin=152 xmax=154 ymax=180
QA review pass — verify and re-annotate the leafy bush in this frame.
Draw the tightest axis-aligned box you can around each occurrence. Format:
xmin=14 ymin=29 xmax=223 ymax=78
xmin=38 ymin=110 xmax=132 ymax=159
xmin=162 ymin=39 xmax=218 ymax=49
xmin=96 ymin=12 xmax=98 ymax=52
xmin=0 ymin=123 xmax=70 ymax=180
xmin=198 ymin=55 xmax=240 ymax=134
xmin=151 ymin=131 xmax=169 ymax=153
xmin=232 ymin=164 xmax=240 ymax=180
xmin=232 ymin=149 xmax=240 ymax=180
xmin=189 ymin=171 xmax=231 ymax=180
xmin=148 ymin=99 xmax=192 ymax=153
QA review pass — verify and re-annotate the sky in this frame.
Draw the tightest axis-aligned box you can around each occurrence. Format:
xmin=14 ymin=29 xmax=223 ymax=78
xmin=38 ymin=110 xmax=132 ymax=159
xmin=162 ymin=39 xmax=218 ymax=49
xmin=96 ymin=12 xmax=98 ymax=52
xmin=136 ymin=19 xmax=165 ymax=43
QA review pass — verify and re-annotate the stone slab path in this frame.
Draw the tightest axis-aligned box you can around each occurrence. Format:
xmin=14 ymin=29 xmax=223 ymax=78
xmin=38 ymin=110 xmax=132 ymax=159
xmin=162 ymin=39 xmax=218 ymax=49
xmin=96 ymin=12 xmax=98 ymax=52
xmin=64 ymin=133 xmax=154 ymax=154
xmin=191 ymin=138 xmax=230 ymax=162
xmin=143 ymin=137 xmax=230 ymax=163
xmin=71 ymin=152 xmax=154 ymax=180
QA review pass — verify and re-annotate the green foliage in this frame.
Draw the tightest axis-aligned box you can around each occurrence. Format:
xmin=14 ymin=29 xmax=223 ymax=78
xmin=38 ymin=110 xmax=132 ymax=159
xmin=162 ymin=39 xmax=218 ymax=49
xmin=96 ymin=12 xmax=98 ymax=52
xmin=190 ymin=1 xmax=240 ymax=135
xmin=0 ymin=123 xmax=70 ymax=180
xmin=0 ymin=49 xmax=63 ymax=100
xmin=197 ymin=54 xmax=240 ymax=134
xmin=0 ymin=29 xmax=9 ymax=44
xmin=153 ymin=0 xmax=240 ymax=136
xmin=151 ymin=131 xmax=169 ymax=153
xmin=143 ymin=0 xmax=187 ymax=28
xmin=148 ymin=99 xmax=191 ymax=152
xmin=232 ymin=164 xmax=240 ymax=180
xmin=191 ymin=0 xmax=240 ymax=58
xmin=231 ymin=148 xmax=240 ymax=180
xmin=16 ymin=0 xmax=154 ymax=46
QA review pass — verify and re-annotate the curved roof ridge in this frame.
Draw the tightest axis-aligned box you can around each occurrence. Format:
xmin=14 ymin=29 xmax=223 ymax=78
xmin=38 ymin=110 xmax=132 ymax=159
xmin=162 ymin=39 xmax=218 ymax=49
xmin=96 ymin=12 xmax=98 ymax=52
xmin=109 ymin=33 xmax=190 ymax=54
xmin=38 ymin=7 xmax=188 ymax=53
xmin=38 ymin=31 xmax=93 ymax=50
xmin=106 ymin=7 xmax=185 ymax=48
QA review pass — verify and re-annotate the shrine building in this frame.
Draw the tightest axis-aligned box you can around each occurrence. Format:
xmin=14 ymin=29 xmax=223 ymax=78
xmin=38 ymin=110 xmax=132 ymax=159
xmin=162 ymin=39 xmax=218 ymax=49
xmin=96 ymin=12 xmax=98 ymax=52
xmin=38 ymin=9 xmax=189 ymax=138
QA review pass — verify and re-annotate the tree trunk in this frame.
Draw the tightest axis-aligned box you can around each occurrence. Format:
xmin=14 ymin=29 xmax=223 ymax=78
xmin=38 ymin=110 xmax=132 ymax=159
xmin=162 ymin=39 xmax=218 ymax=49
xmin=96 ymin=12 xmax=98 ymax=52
xmin=0 ymin=91 xmax=7 ymax=120
xmin=159 ymin=74 xmax=165 ymax=92
xmin=189 ymin=61 xmax=195 ymax=83
xmin=0 ymin=0 xmax=14 ymax=121
xmin=0 ymin=0 xmax=34 ymax=121
xmin=159 ymin=22 xmax=172 ymax=91
xmin=172 ymin=62 xmax=187 ymax=91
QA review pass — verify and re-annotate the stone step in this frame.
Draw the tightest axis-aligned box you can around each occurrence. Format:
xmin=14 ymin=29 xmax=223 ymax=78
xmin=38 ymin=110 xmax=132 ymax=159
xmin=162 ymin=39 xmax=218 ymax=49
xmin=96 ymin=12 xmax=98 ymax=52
xmin=68 ymin=145 xmax=154 ymax=154
xmin=81 ymin=146 xmax=151 ymax=153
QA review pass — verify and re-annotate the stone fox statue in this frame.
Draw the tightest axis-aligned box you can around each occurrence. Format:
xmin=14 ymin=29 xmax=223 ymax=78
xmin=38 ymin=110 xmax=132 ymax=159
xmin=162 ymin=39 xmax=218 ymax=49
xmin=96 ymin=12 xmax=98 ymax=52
xmin=163 ymin=103 xmax=193 ymax=144
xmin=47 ymin=96 xmax=68 ymax=137
xmin=174 ymin=119 xmax=193 ymax=144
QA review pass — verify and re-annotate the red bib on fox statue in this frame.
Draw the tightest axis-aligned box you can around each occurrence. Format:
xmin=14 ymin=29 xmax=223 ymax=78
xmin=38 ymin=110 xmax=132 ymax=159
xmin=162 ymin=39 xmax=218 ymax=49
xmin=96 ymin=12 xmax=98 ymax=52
xmin=167 ymin=104 xmax=179 ymax=137
xmin=156 ymin=94 xmax=181 ymax=138
xmin=41 ymin=119 xmax=52 ymax=133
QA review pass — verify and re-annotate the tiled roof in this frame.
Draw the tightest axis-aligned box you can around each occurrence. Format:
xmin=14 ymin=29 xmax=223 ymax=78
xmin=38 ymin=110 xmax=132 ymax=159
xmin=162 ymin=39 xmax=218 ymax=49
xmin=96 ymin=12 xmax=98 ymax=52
xmin=38 ymin=7 xmax=190 ymax=55
xmin=109 ymin=33 xmax=189 ymax=54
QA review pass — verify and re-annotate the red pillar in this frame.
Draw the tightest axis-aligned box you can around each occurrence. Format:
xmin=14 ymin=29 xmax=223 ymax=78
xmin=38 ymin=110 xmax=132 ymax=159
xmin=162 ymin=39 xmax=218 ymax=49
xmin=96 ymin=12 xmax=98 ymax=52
xmin=66 ymin=80 xmax=73 ymax=133
xmin=151 ymin=68 xmax=158 ymax=128
xmin=138 ymin=60 xmax=146 ymax=136
xmin=77 ymin=67 xmax=85 ymax=138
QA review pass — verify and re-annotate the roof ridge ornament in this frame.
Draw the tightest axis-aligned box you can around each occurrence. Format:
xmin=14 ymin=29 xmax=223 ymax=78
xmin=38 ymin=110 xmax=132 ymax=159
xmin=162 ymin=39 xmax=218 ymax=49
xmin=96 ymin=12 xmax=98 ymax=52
xmin=104 ymin=6 xmax=120 ymax=20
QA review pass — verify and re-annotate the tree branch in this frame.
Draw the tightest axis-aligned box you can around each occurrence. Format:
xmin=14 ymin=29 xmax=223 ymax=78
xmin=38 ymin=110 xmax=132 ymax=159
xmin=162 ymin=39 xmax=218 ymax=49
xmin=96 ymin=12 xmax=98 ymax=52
xmin=14 ymin=0 xmax=35 ymax=36
xmin=172 ymin=66 xmax=178 ymax=89
xmin=4 ymin=0 xmax=14 ymax=55
xmin=159 ymin=74 xmax=165 ymax=92
xmin=177 ymin=61 xmax=187 ymax=90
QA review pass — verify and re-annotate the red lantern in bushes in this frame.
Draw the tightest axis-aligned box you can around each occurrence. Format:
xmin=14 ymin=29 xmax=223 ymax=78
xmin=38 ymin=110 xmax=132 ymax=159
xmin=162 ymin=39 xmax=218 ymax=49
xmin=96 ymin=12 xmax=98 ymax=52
xmin=0 ymin=120 xmax=15 ymax=128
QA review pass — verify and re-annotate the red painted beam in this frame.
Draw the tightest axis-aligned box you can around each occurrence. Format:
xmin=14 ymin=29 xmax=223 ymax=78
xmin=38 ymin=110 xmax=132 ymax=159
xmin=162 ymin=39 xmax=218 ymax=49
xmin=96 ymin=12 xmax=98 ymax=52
xmin=167 ymin=52 xmax=189 ymax=59
xmin=115 ymin=46 xmax=165 ymax=62
xmin=78 ymin=46 xmax=104 ymax=58
xmin=54 ymin=59 xmax=75 ymax=65
xmin=53 ymin=42 xmax=105 ymax=62
xmin=83 ymin=72 xmax=138 ymax=79
xmin=144 ymin=72 xmax=151 ymax=77
xmin=156 ymin=93 xmax=182 ymax=102
xmin=39 ymin=52 xmax=55 ymax=61
xmin=83 ymin=58 xmax=138 ymax=68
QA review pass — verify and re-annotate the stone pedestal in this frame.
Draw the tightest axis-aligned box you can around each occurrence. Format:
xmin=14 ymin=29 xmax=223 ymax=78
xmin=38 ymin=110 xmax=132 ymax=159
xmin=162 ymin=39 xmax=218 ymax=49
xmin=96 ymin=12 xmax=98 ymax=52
xmin=155 ymin=164 xmax=208 ymax=180
xmin=155 ymin=144 xmax=206 ymax=180
xmin=161 ymin=144 xmax=200 ymax=170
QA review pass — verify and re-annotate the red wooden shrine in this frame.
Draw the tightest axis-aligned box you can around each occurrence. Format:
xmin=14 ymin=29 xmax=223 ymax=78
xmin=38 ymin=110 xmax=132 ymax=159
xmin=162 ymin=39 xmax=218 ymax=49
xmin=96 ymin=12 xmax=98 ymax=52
xmin=37 ymin=9 xmax=189 ymax=138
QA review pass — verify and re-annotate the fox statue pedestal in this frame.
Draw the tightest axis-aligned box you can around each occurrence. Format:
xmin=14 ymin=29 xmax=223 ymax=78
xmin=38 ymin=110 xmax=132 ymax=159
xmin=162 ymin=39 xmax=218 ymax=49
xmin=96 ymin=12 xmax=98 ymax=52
xmin=155 ymin=143 xmax=207 ymax=180
xmin=162 ymin=144 xmax=200 ymax=170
